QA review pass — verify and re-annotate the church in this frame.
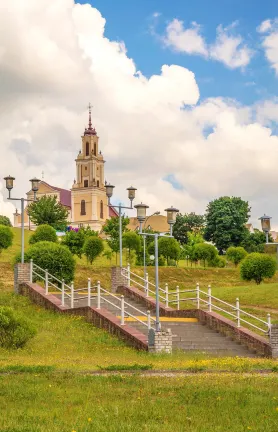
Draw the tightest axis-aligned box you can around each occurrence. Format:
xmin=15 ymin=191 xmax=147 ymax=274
xmin=14 ymin=106 xmax=118 ymax=231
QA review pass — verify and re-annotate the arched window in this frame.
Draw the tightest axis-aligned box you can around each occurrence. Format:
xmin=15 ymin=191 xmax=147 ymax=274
xmin=94 ymin=143 xmax=97 ymax=155
xmin=97 ymin=180 xmax=99 ymax=187
xmin=81 ymin=200 xmax=86 ymax=215
xmin=100 ymin=200 xmax=104 ymax=219
xmin=86 ymin=142 xmax=89 ymax=156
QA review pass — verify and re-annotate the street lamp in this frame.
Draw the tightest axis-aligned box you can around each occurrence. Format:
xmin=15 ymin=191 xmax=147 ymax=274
xmin=165 ymin=206 xmax=179 ymax=236
xmin=4 ymin=176 xmax=40 ymax=263
xmin=259 ymin=214 xmax=272 ymax=243
xmin=105 ymin=183 xmax=137 ymax=268
xmin=140 ymin=211 xmax=160 ymax=286
xmin=135 ymin=204 xmax=179 ymax=332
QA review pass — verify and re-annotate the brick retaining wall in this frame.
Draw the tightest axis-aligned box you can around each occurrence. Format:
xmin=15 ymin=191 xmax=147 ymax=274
xmin=19 ymin=282 xmax=148 ymax=351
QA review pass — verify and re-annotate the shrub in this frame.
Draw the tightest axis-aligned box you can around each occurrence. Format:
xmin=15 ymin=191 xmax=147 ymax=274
xmin=15 ymin=241 xmax=75 ymax=283
xmin=29 ymin=224 xmax=57 ymax=245
xmin=240 ymin=253 xmax=276 ymax=285
xmin=158 ymin=255 xmax=166 ymax=266
xmin=168 ymin=259 xmax=177 ymax=267
xmin=226 ymin=246 xmax=247 ymax=267
xmin=0 ymin=215 xmax=12 ymax=226
xmin=0 ymin=225 xmax=14 ymax=253
xmin=208 ymin=255 xmax=226 ymax=268
xmin=0 ymin=306 xmax=36 ymax=349
xmin=62 ymin=229 xmax=85 ymax=258
xmin=83 ymin=236 xmax=104 ymax=265
xmin=193 ymin=243 xmax=218 ymax=268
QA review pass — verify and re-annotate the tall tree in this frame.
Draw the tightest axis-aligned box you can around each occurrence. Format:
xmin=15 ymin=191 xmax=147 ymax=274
xmin=241 ymin=229 xmax=271 ymax=253
xmin=204 ymin=196 xmax=250 ymax=253
xmin=27 ymin=196 xmax=68 ymax=231
xmin=173 ymin=213 xmax=205 ymax=244
xmin=122 ymin=231 xmax=141 ymax=261
xmin=0 ymin=215 xmax=12 ymax=227
xmin=102 ymin=215 xmax=129 ymax=263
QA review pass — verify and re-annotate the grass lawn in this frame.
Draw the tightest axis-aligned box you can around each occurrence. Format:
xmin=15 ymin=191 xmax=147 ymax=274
xmin=1 ymin=372 xmax=278 ymax=431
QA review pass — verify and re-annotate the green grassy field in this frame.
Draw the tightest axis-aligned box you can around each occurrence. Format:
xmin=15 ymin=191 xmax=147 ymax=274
xmin=1 ymin=372 xmax=278 ymax=432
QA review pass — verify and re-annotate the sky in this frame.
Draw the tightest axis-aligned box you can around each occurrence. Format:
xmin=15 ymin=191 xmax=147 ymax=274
xmin=1 ymin=0 xmax=278 ymax=228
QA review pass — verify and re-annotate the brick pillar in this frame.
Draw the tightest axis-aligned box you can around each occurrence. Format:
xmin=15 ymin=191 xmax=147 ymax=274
xmin=111 ymin=267 xmax=126 ymax=293
xmin=14 ymin=263 xmax=31 ymax=294
xmin=270 ymin=325 xmax=278 ymax=358
xmin=148 ymin=328 xmax=172 ymax=354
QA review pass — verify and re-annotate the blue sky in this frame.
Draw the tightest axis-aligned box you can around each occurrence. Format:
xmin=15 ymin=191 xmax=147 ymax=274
xmin=77 ymin=0 xmax=278 ymax=106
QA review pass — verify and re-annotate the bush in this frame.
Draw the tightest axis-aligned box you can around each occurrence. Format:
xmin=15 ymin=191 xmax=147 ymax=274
xmin=226 ymin=246 xmax=247 ymax=267
xmin=240 ymin=253 xmax=276 ymax=285
xmin=29 ymin=224 xmax=57 ymax=245
xmin=208 ymin=255 xmax=226 ymax=268
xmin=0 ymin=225 xmax=14 ymax=253
xmin=62 ymin=229 xmax=85 ymax=258
xmin=0 ymin=215 xmax=12 ymax=226
xmin=0 ymin=306 xmax=36 ymax=349
xmin=168 ymin=259 xmax=177 ymax=267
xmin=15 ymin=241 xmax=75 ymax=283
xmin=193 ymin=243 xmax=218 ymax=268
xmin=83 ymin=236 xmax=104 ymax=265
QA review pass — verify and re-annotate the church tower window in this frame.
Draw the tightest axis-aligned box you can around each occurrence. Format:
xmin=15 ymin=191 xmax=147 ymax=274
xmin=100 ymin=200 xmax=104 ymax=219
xmin=94 ymin=143 xmax=97 ymax=155
xmin=81 ymin=200 xmax=86 ymax=215
xmin=97 ymin=180 xmax=99 ymax=187
xmin=84 ymin=180 xmax=88 ymax=187
xmin=86 ymin=142 xmax=89 ymax=156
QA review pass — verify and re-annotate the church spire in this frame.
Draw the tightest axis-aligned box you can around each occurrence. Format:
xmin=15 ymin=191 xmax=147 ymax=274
xmin=84 ymin=103 xmax=97 ymax=136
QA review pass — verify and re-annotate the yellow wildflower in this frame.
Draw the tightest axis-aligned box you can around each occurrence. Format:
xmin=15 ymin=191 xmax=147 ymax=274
xmin=88 ymin=418 xmax=92 ymax=422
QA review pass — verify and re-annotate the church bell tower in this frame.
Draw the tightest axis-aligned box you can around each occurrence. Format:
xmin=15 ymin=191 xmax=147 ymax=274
xmin=71 ymin=104 xmax=108 ymax=230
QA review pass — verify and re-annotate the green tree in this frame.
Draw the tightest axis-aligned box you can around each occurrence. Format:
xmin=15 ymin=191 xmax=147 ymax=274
xmin=83 ymin=237 xmax=104 ymax=265
xmin=122 ymin=231 xmax=141 ymax=261
xmin=0 ymin=225 xmax=14 ymax=254
xmin=192 ymin=243 xmax=218 ymax=268
xmin=102 ymin=216 xmax=129 ymax=264
xmin=102 ymin=248 xmax=113 ymax=265
xmin=204 ymin=196 xmax=250 ymax=254
xmin=240 ymin=253 xmax=276 ymax=285
xmin=0 ymin=306 xmax=36 ymax=349
xmin=62 ymin=229 xmax=85 ymax=258
xmin=29 ymin=224 xmax=57 ymax=245
xmin=241 ymin=229 xmax=271 ymax=253
xmin=226 ymin=246 xmax=248 ymax=267
xmin=173 ymin=213 xmax=205 ymax=244
xmin=0 ymin=215 xmax=12 ymax=227
xmin=15 ymin=241 xmax=75 ymax=283
xmin=27 ymin=196 xmax=68 ymax=231
xmin=148 ymin=237 xmax=180 ymax=265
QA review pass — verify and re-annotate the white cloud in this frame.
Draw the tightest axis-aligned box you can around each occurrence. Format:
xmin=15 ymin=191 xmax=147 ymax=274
xmin=162 ymin=19 xmax=253 ymax=69
xmin=258 ymin=19 xmax=278 ymax=75
xmin=0 ymin=1 xmax=278 ymax=229
xmin=210 ymin=23 xmax=253 ymax=69
xmin=163 ymin=19 xmax=208 ymax=56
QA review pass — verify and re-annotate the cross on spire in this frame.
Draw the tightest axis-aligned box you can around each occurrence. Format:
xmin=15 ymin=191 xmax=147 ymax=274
xmin=88 ymin=102 xmax=93 ymax=129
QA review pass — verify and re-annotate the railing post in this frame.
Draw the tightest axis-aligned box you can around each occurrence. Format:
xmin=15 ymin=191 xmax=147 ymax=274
xmin=121 ymin=295 xmax=125 ymax=325
xmin=196 ymin=283 xmax=200 ymax=309
xmin=97 ymin=281 xmax=101 ymax=309
xmin=267 ymin=313 xmax=271 ymax=336
xmin=71 ymin=282 xmax=74 ymax=309
xmin=61 ymin=279 xmax=65 ymax=307
xmin=165 ymin=283 xmax=169 ymax=308
xmin=147 ymin=310 xmax=151 ymax=330
xmin=236 ymin=298 xmax=240 ymax=327
xmin=208 ymin=285 xmax=212 ymax=312
xmin=45 ymin=269 xmax=48 ymax=295
xmin=145 ymin=272 xmax=149 ymax=297
xmin=87 ymin=278 xmax=91 ymax=307
xmin=127 ymin=263 xmax=130 ymax=287
xmin=176 ymin=286 xmax=180 ymax=311
xmin=30 ymin=259 xmax=33 ymax=283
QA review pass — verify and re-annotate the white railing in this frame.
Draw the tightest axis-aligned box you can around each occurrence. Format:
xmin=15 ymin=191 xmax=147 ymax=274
xmin=30 ymin=260 xmax=155 ymax=331
xmin=122 ymin=264 xmax=272 ymax=336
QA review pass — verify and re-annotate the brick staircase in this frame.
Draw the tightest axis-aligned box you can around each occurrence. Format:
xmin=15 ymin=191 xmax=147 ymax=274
xmin=61 ymin=291 xmax=256 ymax=357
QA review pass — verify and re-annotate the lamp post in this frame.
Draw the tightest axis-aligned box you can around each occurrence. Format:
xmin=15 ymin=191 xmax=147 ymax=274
xmin=135 ymin=203 xmax=179 ymax=331
xmin=259 ymin=214 xmax=272 ymax=243
xmin=105 ymin=183 xmax=137 ymax=268
xmin=4 ymin=176 xmax=40 ymax=263
xmin=259 ymin=214 xmax=278 ymax=262
xmin=142 ymin=211 xmax=160 ymax=284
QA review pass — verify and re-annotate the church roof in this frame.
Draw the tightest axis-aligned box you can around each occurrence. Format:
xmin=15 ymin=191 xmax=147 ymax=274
xmin=40 ymin=182 xmax=72 ymax=208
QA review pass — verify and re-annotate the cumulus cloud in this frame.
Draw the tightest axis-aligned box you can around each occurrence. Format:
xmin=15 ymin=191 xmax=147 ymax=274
xmin=163 ymin=19 xmax=208 ymax=56
xmin=0 ymin=1 xmax=278 ymax=228
xmin=162 ymin=19 xmax=253 ymax=69
xmin=258 ymin=19 xmax=278 ymax=75
xmin=210 ymin=23 xmax=253 ymax=69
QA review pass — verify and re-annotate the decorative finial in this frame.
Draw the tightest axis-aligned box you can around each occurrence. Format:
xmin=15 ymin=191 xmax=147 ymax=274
xmin=88 ymin=102 xmax=92 ymax=129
